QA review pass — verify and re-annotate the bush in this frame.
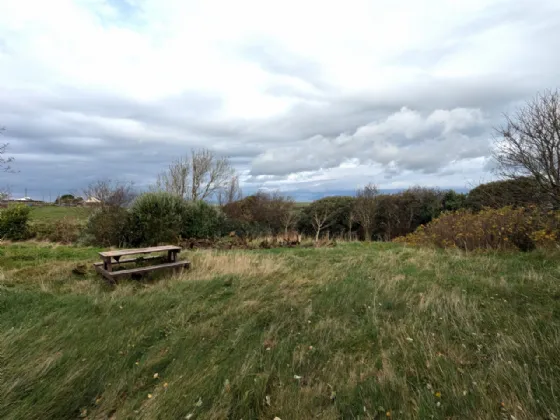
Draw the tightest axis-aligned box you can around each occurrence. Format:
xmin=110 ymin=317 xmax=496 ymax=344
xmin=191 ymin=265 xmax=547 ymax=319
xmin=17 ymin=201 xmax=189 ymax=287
xmin=127 ymin=192 xmax=188 ymax=246
xmin=32 ymin=218 xmax=83 ymax=244
xmin=222 ymin=192 xmax=296 ymax=236
xmin=84 ymin=207 xmax=130 ymax=247
xmin=372 ymin=188 xmax=445 ymax=241
xmin=182 ymin=201 xmax=224 ymax=239
xmin=395 ymin=206 xmax=560 ymax=251
xmin=0 ymin=204 xmax=31 ymax=240
xmin=298 ymin=196 xmax=355 ymax=239
xmin=466 ymin=177 xmax=545 ymax=211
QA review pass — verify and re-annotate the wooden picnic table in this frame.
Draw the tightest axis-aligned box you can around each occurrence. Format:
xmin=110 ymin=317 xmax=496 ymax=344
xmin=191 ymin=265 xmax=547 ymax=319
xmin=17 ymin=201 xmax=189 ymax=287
xmin=93 ymin=245 xmax=190 ymax=284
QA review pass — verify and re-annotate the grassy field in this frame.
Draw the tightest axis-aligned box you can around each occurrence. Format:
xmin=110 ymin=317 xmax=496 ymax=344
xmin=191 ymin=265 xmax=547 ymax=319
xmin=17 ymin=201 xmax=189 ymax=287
xmin=29 ymin=206 xmax=91 ymax=223
xmin=1 ymin=242 xmax=559 ymax=419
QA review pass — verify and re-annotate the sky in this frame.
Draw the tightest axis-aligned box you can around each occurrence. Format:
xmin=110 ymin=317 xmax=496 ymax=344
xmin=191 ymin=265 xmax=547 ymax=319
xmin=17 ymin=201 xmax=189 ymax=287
xmin=0 ymin=0 xmax=559 ymax=200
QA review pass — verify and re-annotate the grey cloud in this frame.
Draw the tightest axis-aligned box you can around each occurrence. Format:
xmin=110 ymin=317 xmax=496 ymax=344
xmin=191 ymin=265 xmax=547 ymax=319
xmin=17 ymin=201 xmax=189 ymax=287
xmin=250 ymin=107 xmax=491 ymax=176
xmin=2 ymin=0 xmax=560 ymax=198
xmin=0 ymin=88 xmax=268 ymax=197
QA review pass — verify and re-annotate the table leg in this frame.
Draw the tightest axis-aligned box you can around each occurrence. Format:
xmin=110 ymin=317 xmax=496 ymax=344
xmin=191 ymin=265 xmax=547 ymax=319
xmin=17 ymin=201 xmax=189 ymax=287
xmin=104 ymin=256 xmax=113 ymax=272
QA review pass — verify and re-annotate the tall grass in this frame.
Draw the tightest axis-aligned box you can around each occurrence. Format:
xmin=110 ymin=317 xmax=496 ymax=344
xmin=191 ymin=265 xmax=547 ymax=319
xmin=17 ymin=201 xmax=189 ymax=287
xmin=1 ymin=242 xmax=559 ymax=419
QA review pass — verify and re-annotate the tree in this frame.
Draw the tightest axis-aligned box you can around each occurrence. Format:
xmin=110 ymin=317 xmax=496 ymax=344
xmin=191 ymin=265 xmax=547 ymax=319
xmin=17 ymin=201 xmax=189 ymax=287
xmin=279 ymin=200 xmax=297 ymax=235
xmin=372 ymin=187 xmax=444 ymax=240
xmin=127 ymin=192 xmax=188 ymax=246
xmin=493 ymin=89 xmax=560 ymax=207
xmin=217 ymin=175 xmax=242 ymax=206
xmin=156 ymin=149 xmax=236 ymax=202
xmin=1 ymin=127 xmax=14 ymax=173
xmin=442 ymin=190 xmax=467 ymax=212
xmin=311 ymin=209 xmax=331 ymax=241
xmin=156 ymin=156 xmax=190 ymax=198
xmin=354 ymin=183 xmax=378 ymax=241
xmin=347 ymin=209 xmax=356 ymax=241
xmin=0 ymin=186 xmax=10 ymax=201
xmin=55 ymin=194 xmax=75 ymax=205
xmin=0 ymin=143 xmax=14 ymax=173
xmin=1 ymin=128 xmax=15 ymax=200
xmin=222 ymin=191 xmax=294 ymax=236
xmin=298 ymin=196 xmax=355 ymax=239
xmin=302 ymin=197 xmax=347 ymax=241
xmin=466 ymin=178 xmax=543 ymax=211
xmin=83 ymin=179 xmax=136 ymax=208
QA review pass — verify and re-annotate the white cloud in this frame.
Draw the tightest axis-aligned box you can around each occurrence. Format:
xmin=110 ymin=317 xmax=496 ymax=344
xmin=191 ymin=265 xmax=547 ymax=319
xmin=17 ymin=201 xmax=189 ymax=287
xmin=0 ymin=0 xmax=559 ymax=198
xmin=251 ymin=107 xmax=488 ymax=175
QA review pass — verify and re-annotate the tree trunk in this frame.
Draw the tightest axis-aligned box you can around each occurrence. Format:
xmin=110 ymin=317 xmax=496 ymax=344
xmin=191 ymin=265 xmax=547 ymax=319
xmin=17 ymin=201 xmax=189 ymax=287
xmin=315 ymin=229 xmax=320 ymax=242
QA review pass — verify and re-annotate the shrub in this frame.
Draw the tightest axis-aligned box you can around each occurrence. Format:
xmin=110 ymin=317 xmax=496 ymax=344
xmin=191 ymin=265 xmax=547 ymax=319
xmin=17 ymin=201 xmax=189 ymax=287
xmin=222 ymin=192 xmax=296 ymax=236
xmin=298 ymin=196 xmax=355 ymax=239
xmin=128 ymin=192 xmax=188 ymax=246
xmin=466 ymin=177 xmax=545 ymax=211
xmin=441 ymin=190 xmax=468 ymax=212
xmin=372 ymin=188 xmax=445 ymax=241
xmin=182 ymin=201 xmax=224 ymax=239
xmin=394 ymin=206 xmax=560 ymax=251
xmin=0 ymin=204 xmax=31 ymax=240
xmin=32 ymin=218 xmax=83 ymax=244
xmin=84 ymin=207 xmax=130 ymax=247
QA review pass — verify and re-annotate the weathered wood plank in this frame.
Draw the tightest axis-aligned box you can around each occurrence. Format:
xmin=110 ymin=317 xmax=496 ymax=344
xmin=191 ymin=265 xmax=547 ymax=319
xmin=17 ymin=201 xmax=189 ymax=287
xmin=103 ymin=256 xmax=112 ymax=272
xmin=110 ymin=261 xmax=190 ymax=278
xmin=93 ymin=264 xmax=116 ymax=285
xmin=99 ymin=245 xmax=181 ymax=258
xmin=93 ymin=255 xmax=165 ymax=267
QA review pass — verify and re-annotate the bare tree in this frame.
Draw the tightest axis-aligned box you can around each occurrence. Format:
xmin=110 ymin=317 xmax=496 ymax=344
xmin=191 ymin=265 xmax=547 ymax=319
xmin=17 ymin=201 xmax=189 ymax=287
xmin=279 ymin=200 xmax=297 ymax=235
xmin=191 ymin=149 xmax=235 ymax=200
xmin=1 ymin=128 xmax=14 ymax=173
xmin=347 ymin=210 xmax=355 ymax=241
xmin=217 ymin=175 xmax=242 ymax=206
xmin=156 ymin=156 xmax=190 ymax=198
xmin=156 ymin=149 xmax=236 ymax=201
xmin=354 ymin=183 xmax=379 ymax=241
xmin=493 ymin=89 xmax=560 ymax=207
xmin=0 ymin=185 xmax=10 ymax=201
xmin=1 ymin=128 xmax=14 ymax=199
xmin=83 ymin=179 xmax=136 ymax=208
xmin=311 ymin=209 xmax=332 ymax=241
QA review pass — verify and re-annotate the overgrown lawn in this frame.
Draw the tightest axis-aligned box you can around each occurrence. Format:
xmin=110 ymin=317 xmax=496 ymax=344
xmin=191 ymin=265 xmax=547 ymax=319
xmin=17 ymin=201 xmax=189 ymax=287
xmin=1 ymin=242 xmax=559 ymax=419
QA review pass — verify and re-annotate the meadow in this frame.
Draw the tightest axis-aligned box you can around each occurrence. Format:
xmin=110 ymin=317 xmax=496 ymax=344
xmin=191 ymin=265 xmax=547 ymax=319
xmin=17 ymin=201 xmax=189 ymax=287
xmin=29 ymin=206 xmax=91 ymax=223
xmin=1 ymin=241 xmax=559 ymax=419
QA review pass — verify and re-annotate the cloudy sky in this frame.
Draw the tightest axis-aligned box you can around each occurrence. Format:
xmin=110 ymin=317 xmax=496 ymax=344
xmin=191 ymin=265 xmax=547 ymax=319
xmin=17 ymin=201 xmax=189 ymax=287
xmin=0 ymin=0 xmax=559 ymax=200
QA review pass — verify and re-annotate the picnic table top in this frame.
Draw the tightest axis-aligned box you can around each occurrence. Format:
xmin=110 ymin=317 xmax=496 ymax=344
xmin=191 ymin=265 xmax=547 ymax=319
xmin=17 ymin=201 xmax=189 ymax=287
xmin=99 ymin=245 xmax=181 ymax=258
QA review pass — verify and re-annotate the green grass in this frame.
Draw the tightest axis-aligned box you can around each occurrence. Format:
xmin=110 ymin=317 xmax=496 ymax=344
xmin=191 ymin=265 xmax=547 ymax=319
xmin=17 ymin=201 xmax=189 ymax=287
xmin=1 ymin=242 xmax=560 ymax=419
xmin=29 ymin=206 xmax=92 ymax=222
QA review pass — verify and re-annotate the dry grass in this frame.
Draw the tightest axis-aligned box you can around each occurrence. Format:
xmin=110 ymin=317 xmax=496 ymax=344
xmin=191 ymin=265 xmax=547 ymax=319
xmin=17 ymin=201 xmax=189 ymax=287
xmin=189 ymin=251 xmax=287 ymax=280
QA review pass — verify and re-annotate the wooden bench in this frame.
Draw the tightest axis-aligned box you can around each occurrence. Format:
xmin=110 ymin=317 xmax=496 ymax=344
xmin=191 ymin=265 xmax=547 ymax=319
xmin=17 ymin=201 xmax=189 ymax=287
xmin=93 ymin=245 xmax=190 ymax=284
